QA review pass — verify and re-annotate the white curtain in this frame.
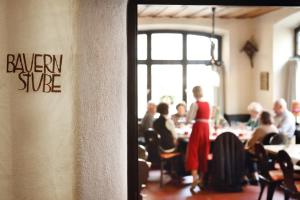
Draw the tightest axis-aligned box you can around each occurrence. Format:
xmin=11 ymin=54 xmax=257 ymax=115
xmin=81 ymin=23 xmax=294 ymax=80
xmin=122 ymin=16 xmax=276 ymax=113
xmin=285 ymin=58 xmax=300 ymax=108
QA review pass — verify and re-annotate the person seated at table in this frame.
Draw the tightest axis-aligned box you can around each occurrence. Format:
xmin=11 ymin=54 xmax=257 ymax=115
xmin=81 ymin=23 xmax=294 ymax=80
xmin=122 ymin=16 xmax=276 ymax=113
xmin=139 ymin=101 xmax=156 ymax=137
xmin=246 ymin=101 xmax=263 ymax=130
xmin=273 ymin=98 xmax=296 ymax=142
xmin=171 ymin=102 xmax=187 ymax=128
xmin=246 ymin=111 xmax=278 ymax=153
xmin=244 ymin=111 xmax=278 ymax=185
xmin=153 ymin=102 xmax=177 ymax=152
xmin=153 ymin=102 xmax=186 ymax=176
xmin=210 ymin=106 xmax=229 ymax=129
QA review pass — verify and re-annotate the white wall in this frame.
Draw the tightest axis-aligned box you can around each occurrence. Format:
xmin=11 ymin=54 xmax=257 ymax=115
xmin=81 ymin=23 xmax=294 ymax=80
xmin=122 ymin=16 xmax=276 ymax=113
xmin=2 ymin=0 xmax=78 ymax=200
xmin=78 ymin=0 xmax=127 ymax=200
xmin=0 ymin=0 xmax=12 ymax=199
xmin=0 ymin=0 xmax=128 ymax=199
xmin=252 ymin=8 xmax=300 ymax=111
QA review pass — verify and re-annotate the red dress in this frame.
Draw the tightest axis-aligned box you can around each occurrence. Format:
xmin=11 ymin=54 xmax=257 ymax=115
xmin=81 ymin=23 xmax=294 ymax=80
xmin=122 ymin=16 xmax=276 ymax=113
xmin=186 ymin=101 xmax=210 ymax=173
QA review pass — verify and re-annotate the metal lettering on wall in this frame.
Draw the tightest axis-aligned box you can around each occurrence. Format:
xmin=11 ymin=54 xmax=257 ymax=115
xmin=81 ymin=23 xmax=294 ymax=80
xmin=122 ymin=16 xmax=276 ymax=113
xmin=6 ymin=53 xmax=62 ymax=93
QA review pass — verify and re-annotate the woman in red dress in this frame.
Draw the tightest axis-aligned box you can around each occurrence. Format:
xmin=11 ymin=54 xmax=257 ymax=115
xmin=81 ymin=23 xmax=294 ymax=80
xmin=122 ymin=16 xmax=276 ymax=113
xmin=186 ymin=86 xmax=210 ymax=192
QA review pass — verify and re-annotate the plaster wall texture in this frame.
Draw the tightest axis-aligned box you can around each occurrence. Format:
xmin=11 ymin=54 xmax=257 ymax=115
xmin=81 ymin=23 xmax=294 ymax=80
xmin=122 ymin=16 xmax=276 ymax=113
xmin=78 ymin=0 xmax=127 ymax=200
xmin=0 ymin=0 xmax=13 ymax=199
xmin=1 ymin=0 xmax=77 ymax=199
xmin=0 ymin=0 xmax=128 ymax=199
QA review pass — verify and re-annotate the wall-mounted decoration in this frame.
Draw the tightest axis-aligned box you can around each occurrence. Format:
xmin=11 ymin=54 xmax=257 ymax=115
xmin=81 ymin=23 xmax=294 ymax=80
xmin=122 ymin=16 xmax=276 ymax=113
xmin=6 ymin=53 xmax=63 ymax=93
xmin=241 ymin=40 xmax=258 ymax=68
xmin=260 ymin=72 xmax=269 ymax=91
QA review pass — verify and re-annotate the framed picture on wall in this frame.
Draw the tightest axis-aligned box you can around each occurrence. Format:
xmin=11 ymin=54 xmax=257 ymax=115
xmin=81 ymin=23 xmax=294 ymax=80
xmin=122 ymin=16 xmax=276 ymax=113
xmin=260 ymin=72 xmax=269 ymax=90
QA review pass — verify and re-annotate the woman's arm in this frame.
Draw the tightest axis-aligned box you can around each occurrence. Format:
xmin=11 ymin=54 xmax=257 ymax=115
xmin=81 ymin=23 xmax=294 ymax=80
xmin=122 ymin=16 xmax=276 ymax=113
xmin=186 ymin=103 xmax=198 ymax=123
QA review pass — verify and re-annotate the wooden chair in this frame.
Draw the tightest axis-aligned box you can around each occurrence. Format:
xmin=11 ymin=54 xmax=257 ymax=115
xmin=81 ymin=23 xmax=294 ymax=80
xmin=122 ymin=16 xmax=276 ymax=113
xmin=277 ymin=150 xmax=300 ymax=200
xmin=144 ymin=129 xmax=161 ymax=165
xmin=159 ymin=150 xmax=181 ymax=187
xmin=261 ymin=132 xmax=285 ymax=169
xmin=144 ymin=129 xmax=181 ymax=187
xmin=138 ymin=145 xmax=148 ymax=161
xmin=138 ymin=158 xmax=151 ymax=200
xmin=210 ymin=132 xmax=245 ymax=192
xmin=138 ymin=145 xmax=151 ymax=200
xmin=262 ymin=132 xmax=285 ymax=145
xmin=254 ymin=143 xmax=283 ymax=200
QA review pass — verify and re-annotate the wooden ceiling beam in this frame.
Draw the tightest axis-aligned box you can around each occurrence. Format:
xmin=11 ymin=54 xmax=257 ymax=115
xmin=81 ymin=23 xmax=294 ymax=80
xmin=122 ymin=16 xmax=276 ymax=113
xmin=138 ymin=5 xmax=282 ymax=19
xmin=156 ymin=5 xmax=186 ymax=17
xmin=236 ymin=7 xmax=279 ymax=18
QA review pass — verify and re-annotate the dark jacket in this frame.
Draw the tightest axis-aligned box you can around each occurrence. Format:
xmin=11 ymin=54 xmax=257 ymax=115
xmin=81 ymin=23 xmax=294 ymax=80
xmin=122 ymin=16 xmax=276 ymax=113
xmin=153 ymin=115 xmax=175 ymax=151
xmin=211 ymin=132 xmax=245 ymax=192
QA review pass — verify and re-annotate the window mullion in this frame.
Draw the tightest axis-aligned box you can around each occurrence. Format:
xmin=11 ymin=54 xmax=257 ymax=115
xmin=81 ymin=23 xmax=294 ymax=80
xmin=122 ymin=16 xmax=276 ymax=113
xmin=183 ymin=33 xmax=187 ymax=102
xmin=147 ymin=33 xmax=151 ymax=101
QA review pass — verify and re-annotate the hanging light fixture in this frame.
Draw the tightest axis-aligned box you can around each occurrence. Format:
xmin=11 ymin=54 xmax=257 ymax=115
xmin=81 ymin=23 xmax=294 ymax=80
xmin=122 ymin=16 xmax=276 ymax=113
xmin=208 ymin=7 xmax=222 ymax=67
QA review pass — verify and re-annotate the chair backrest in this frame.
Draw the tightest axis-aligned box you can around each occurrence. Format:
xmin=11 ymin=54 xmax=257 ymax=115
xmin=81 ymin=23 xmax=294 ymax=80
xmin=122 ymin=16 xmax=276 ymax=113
xmin=138 ymin=145 xmax=148 ymax=160
xmin=254 ymin=142 xmax=272 ymax=180
xmin=144 ymin=129 xmax=161 ymax=163
xmin=138 ymin=158 xmax=150 ymax=192
xmin=277 ymin=150 xmax=298 ymax=192
xmin=271 ymin=134 xmax=286 ymax=145
xmin=262 ymin=132 xmax=286 ymax=145
xmin=262 ymin=132 xmax=278 ymax=145
xmin=211 ymin=132 xmax=245 ymax=192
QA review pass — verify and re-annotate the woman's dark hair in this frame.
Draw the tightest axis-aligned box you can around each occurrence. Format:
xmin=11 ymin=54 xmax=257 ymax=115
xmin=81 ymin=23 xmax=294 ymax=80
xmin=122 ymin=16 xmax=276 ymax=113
xmin=260 ymin=111 xmax=272 ymax=125
xmin=157 ymin=103 xmax=169 ymax=115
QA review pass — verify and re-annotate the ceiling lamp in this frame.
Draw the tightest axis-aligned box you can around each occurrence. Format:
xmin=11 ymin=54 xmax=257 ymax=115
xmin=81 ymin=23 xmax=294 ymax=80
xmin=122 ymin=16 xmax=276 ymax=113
xmin=208 ymin=7 xmax=222 ymax=67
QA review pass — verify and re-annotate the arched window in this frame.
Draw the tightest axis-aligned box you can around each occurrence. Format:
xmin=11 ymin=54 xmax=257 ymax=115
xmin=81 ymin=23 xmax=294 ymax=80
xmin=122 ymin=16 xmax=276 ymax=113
xmin=137 ymin=30 xmax=222 ymax=118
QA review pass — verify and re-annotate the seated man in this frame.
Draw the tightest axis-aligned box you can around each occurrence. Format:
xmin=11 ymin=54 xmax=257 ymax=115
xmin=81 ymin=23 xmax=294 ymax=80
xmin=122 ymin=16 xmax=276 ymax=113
xmin=139 ymin=101 xmax=156 ymax=137
xmin=273 ymin=98 xmax=295 ymax=142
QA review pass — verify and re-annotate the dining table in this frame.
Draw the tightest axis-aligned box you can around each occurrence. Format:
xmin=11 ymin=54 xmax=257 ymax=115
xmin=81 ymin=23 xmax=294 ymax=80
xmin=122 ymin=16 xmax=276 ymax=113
xmin=175 ymin=124 xmax=254 ymax=142
xmin=264 ymin=144 xmax=300 ymax=165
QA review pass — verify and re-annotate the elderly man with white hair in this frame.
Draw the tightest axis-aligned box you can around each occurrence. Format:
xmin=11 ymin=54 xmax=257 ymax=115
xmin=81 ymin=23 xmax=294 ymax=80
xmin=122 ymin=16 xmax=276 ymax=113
xmin=140 ymin=101 xmax=157 ymax=136
xmin=273 ymin=98 xmax=296 ymax=140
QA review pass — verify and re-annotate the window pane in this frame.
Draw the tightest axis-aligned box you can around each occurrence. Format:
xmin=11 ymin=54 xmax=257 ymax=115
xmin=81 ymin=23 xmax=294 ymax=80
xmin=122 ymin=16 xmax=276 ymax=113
xmin=152 ymin=33 xmax=183 ymax=60
xmin=138 ymin=34 xmax=147 ymax=60
xmin=138 ymin=64 xmax=148 ymax=118
xmin=151 ymin=65 xmax=183 ymax=114
xmin=186 ymin=65 xmax=219 ymax=107
xmin=187 ymin=34 xmax=219 ymax=60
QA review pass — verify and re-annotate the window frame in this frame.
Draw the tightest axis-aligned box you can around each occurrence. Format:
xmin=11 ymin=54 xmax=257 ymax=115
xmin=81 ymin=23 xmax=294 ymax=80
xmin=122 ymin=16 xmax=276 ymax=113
xmin=295 ymin=26 xmax=300 ymax=57
xmin=137 ymin=30 xmax=222 ymax=105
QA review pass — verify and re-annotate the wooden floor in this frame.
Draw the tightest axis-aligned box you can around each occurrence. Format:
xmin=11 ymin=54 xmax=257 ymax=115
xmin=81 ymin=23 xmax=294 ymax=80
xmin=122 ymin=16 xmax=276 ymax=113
xmin=141 ymin=170 xmax=286 ymax=200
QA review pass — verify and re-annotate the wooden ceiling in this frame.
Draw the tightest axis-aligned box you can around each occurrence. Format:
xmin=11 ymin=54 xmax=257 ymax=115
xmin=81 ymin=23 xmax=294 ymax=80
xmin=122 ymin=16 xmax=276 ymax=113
xmin=138 ymin=5 xmax=280 ymax=19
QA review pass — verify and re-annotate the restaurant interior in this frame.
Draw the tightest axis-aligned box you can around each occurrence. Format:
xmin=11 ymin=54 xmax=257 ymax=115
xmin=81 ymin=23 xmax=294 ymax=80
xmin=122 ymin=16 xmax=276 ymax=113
xmin=137 ymin=4 xmax=300 ymax=200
